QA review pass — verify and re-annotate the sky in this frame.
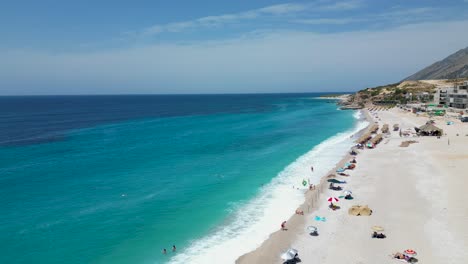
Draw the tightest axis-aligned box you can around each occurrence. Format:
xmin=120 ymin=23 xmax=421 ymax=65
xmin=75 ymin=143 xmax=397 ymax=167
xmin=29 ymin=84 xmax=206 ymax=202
xmin=1 ymin=0 xmax=468 ymax=95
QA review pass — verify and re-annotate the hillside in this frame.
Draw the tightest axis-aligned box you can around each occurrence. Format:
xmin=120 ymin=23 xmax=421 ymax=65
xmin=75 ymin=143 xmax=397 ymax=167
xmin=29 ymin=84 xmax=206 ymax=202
xmin=343 ymin=81 xmax=438 ymax=108
xmin=404 ymin=46 xmax=468 ymax=80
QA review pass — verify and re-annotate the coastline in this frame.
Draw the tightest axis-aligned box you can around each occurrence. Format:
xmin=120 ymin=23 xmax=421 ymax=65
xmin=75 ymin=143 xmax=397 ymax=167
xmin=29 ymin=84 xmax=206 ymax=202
xmin=236 ymin=109 xmax=372 ymax=263
xmin=315 ymin=94 xmax=351 ymax=101
xmin=238 ymin=107 xmax=468 ymax=264
xmin=167 ymin=97 xmax=364 ymax=264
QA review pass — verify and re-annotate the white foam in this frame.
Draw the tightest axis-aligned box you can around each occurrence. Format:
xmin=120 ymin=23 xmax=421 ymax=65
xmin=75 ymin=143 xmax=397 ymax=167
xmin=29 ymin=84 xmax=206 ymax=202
xmin=352 ymin=110 xmax=362 ymax=120
xmin=168 ymin=112 xmax=368 ymax=264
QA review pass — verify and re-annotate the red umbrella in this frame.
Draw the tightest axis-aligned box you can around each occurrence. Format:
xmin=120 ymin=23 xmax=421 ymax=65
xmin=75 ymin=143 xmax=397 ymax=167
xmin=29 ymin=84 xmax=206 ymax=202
xmin=404 ymin=249 xmax=417 ymax=256
xmin=327 ymin=197 xmax=339 ymax=203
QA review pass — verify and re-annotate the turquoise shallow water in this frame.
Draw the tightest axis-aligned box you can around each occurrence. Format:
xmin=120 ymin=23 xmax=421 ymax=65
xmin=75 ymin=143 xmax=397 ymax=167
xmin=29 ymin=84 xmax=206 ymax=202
xmin=0 ymin=94 xmax=356 ymax=263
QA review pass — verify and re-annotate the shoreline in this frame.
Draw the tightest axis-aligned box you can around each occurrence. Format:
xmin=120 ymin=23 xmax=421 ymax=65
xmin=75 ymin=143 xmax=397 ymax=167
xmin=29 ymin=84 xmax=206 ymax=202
xmin=315 ymin=94 xmax=351 ymax=101
xmin=236 ymin=110 xmax=373 ymax=263
xmin=239 ymin=106 xmax=468 ymax=264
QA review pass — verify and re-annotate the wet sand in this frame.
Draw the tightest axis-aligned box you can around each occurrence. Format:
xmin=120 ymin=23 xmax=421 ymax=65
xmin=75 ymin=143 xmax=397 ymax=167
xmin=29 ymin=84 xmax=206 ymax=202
xmin=237 ymin=108 xmax=468 ymax=264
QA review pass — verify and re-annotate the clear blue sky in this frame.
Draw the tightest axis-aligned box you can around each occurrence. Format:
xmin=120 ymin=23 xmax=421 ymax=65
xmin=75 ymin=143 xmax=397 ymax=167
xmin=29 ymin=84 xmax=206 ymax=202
xmin=1 ymin=0 xmax=468 ymax=95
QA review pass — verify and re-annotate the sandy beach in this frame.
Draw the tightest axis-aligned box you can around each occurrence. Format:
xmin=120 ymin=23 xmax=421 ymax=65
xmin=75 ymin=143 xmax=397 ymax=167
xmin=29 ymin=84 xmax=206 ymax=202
xmin=237 ymin=107 xmax=468 ymax=264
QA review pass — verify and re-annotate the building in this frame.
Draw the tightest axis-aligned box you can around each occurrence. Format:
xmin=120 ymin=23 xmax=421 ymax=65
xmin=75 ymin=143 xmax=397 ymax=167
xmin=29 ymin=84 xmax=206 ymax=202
xmin=434 ymin=81 xmax=468 ymax=109
xmin=405 ymin=92 xmax=432 ymax=102
xmin=416 ymin=92 xmax=430 ymax=102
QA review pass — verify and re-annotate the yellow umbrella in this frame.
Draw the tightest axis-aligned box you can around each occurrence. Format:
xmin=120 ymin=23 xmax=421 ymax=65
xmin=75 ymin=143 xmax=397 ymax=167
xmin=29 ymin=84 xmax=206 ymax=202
xmin=360 ymin=206 xmax=372 ymax=216
xmin=348 ymin=205 xmax=361 ymax=216
xmin=372 ymin=226 xmax=384 ymax=231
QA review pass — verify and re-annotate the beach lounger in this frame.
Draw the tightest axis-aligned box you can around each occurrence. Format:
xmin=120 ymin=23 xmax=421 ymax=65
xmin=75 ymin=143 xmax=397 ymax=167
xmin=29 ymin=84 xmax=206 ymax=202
xmin=390 ymin=256 xmax=418 ymax=263
xmin=329 ymin=184 xmax=342 ymax=191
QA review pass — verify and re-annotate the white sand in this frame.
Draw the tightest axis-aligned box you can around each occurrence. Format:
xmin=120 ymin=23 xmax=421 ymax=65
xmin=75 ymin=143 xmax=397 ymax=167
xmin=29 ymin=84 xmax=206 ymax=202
xmin=238 ymin=108 xmax=468 ymax=264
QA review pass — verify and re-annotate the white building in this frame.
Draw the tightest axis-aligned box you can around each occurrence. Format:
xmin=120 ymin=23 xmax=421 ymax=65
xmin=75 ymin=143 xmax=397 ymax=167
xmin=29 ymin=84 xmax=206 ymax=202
xmin=434 ymin=81 xmax=468 ymax=109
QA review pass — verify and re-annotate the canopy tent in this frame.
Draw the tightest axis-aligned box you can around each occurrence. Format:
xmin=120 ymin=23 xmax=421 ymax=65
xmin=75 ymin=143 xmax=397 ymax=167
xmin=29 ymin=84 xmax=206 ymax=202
xmin=381 ymin=124 xmax=389 ymax=133
xmin=433 ymin=110 xmax=445 ymax=116
xmin=418 ymin=122 xmax=443 ymax=136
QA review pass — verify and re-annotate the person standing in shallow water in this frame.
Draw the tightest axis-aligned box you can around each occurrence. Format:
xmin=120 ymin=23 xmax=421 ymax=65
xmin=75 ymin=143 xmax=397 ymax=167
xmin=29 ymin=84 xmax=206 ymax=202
xmin=172 ymin=245 xmax=176 ymax=252
xmin=162 ymin=249 xmax=167 ymax=254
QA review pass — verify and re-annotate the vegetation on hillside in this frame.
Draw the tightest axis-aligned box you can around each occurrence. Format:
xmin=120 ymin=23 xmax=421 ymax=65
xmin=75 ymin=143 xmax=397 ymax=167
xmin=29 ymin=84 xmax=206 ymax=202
xmin=351 ymin=81 xmax=436 ymax=106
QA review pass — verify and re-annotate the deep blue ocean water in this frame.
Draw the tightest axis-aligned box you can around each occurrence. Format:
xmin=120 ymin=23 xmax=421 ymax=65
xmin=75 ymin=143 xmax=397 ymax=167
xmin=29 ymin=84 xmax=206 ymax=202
xmin=0 ymin=94 xmax=360 ymax=264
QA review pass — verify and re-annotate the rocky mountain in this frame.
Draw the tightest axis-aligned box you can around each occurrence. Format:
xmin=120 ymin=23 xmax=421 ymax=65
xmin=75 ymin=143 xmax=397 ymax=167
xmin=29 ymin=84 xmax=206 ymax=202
xmin=404 ymin=46 xmax=468 ymax=81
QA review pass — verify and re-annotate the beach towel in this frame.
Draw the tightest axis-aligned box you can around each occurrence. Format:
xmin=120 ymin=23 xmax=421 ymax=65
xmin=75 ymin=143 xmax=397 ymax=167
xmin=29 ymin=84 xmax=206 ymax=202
xmin=314 ymin=216 xmax=326 ymax=222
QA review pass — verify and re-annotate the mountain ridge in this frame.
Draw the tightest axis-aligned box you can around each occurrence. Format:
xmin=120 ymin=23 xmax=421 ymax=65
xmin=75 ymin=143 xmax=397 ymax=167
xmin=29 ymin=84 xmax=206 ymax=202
xmin=404 ymin=46 xmax=468 ymax=81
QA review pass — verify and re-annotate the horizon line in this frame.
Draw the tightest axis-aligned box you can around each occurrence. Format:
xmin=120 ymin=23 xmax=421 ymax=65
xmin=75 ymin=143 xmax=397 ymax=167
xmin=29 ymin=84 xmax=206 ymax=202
xmin=0 ymin=91 xmax=355 ymax=97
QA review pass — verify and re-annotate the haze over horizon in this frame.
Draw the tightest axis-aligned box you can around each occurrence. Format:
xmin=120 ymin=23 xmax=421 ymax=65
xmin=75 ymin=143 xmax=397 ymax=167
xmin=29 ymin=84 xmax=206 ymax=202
xmin=2 ymin=0 xmax=468 ymax=95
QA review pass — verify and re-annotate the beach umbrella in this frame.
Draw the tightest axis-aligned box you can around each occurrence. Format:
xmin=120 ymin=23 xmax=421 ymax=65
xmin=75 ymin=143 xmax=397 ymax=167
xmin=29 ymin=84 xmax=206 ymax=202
xmin=404 ymin=249 xmax=417 ymax=256
xmin=371 ymin=226 xmax=384 ymax=231
xmin=307 ymin=225 xmax=318 ymax=236
xmin=327 ymin=197 xmax=339 ymax=203
xmin=360 ymin=206 xmax=372 ymax=216
xmin=281 ymin=248 xmax=298 ymax=260
xmin=348 ymin=205 xmax=361 ymax=216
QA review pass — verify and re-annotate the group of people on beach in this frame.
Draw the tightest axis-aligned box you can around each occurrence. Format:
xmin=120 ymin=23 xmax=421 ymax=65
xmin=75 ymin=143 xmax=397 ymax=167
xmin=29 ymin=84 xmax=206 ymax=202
xmin=281 ymin=165 xmax=316 ymax=230
xmin=277 ymin=111 xmax=423 ymax=263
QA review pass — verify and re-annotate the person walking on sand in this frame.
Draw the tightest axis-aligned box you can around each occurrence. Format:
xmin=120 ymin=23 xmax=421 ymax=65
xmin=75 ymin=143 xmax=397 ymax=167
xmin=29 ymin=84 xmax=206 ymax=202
xmin=311 ymin=166 xmax=314 ymax=172
xmin=172 ymin=245 xmax=176 ymax=252
xmin=281 ymin=221 xmax=287 ymax=231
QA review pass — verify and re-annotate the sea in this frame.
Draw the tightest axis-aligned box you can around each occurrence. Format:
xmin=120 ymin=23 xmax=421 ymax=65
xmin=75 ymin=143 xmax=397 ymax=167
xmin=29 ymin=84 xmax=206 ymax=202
xmin=0 ymin=94 xmax=367 ymax=264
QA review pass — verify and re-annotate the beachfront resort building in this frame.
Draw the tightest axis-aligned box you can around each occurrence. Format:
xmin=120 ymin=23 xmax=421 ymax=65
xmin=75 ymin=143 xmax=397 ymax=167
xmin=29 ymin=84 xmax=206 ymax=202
xmin=434 ymin=81 xmax=468 ymax=109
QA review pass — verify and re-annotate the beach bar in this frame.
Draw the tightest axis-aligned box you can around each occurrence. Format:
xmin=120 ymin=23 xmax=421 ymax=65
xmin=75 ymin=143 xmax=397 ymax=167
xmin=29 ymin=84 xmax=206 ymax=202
xmin=416 ymin=122 xmax=443 ymax=136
